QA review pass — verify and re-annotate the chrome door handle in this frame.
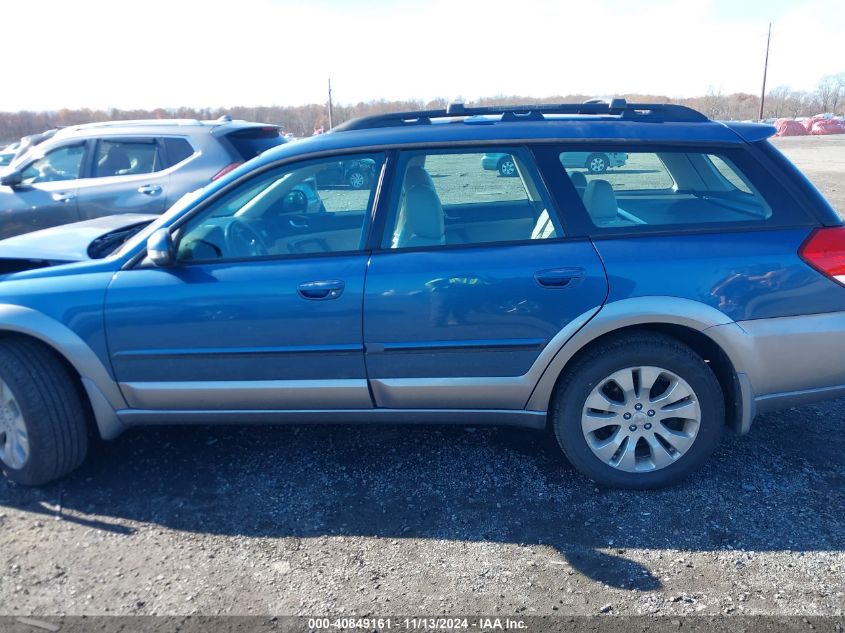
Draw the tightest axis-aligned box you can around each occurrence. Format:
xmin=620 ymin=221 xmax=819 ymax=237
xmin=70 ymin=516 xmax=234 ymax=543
xmin=289 ymin=219 xmax=308 ymax=229
xmin=297 ymin=280 xmax=345 ymax=300
xmin=51 ymin=192 xmax=75 ymax=203
xmin=534 ymin=268 xmax=585 ymax=289
xmin=138 ymin=184 xmax=162 ymax=195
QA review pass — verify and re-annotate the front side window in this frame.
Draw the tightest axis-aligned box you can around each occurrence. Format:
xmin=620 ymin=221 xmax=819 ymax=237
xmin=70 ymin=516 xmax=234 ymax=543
xmin=176 ymin=153 xmax=384 ymax=262
xmin=94 ymin=139 xmax=161 ymax=178
xmin=553 ymin=149 xmax=773 ymax=230
xmin=385 ymin=148 xmax=560 ymax=249
xmin=20 ymin=144 xmax=85 ymax=184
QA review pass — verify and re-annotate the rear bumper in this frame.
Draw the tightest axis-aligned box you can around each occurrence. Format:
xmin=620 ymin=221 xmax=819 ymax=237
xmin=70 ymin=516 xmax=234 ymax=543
xmin=715 ymin=311 xmax=845 ymax=420
xmin=481 ymin=156 xmax=502 ymax=170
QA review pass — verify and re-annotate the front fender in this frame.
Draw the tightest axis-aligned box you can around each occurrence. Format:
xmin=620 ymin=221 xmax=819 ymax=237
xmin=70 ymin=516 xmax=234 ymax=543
xmin=0 ymin=303 xmax=126 ymax=439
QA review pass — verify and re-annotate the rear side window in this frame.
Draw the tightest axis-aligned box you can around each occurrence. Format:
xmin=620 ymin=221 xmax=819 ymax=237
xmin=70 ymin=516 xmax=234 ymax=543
xmin=384 ymin=148 xmax=560 ymax=249
xmin=94 ymin=139 xmax=161 ymax=178
xmin=162 ymin=137 xmax=195 ymax=167
xmin=224 ymin=127 xmax=285 ymax=161
xmin=542 ymin=147 xmax=800 ymax=233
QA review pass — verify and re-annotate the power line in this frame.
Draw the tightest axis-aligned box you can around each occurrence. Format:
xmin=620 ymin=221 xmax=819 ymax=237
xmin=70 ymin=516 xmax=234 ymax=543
xmin=759 ymin=22 xmax=772 ymax=121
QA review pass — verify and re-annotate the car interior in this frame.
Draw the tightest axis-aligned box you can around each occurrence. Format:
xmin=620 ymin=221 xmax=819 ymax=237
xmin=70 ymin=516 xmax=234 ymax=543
xmin=390 ymin=152 xmax=560 ymax=248
xmin=566 ymin=151 xmax=773 ymax=228
xmin=177 ymin=157 xmax=381 ymax=261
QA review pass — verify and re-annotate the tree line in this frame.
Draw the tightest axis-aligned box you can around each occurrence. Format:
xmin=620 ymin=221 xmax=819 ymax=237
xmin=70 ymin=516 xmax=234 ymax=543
xmin=1 ymin=74 xmax=843 ymax=143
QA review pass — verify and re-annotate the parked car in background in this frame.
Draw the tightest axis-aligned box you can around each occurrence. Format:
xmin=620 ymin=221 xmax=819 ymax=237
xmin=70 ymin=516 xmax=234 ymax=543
xmin=0 ymin=143 xmax=20 ymax=167
xmin=2 ymin=99 xmax=845 ymax=491
xmin=316 ymin=158 xmax=378 ymax=189
xmin=0 ymin=117 xmax=286 ymax=240
xmin=1 ymin=129 xmax=60 ymax=172
xmin=483 ymin=150 xmax=628 ymax=176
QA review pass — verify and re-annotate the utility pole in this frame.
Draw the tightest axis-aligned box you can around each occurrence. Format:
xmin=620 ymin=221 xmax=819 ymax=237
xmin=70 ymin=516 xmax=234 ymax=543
xmin=328 ymin=78 xmax=334 ymax=130
xmin=759 ymin=22 xmax=772 ymax=121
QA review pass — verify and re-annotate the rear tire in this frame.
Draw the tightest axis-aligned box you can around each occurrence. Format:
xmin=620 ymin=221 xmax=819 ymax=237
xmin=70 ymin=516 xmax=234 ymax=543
xmin=347 ymin=169 xmax=368 ymax=189
xmin=497 ymin=156 xmax=517 ymax=177
xmin=0 ymin=339 xmax=89 ymax=486
xmin=586 ymin=153 xmax=609 ymax=174
xmin=551 ymin=332 xmax=723 ymax=489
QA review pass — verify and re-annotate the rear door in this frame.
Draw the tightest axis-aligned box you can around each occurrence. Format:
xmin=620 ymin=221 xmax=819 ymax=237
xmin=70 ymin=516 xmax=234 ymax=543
xmin=76 ymin=137 xmax=169 ymax=220
xmin=363 ymin=147 xmax=608 ymax=410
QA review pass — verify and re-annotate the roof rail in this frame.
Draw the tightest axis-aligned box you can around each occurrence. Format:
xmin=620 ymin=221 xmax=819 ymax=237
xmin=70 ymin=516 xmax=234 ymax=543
xmin=332 ymin=99 xmax=708 ymax=132
xmin=60 ymin=118 xmax=206 ymax=132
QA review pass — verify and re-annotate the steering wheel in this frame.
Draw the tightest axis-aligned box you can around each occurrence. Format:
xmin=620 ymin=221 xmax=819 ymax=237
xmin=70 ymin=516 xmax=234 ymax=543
xmin=224 ymin=219 xmax=269 ymax=258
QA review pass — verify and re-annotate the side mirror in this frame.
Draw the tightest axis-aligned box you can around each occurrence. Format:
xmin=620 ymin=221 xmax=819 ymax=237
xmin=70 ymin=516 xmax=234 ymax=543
xmin=0 ymin=170 xmax=22 ymax=187
xmin=146 ymin=228 xmax=175 ymax=267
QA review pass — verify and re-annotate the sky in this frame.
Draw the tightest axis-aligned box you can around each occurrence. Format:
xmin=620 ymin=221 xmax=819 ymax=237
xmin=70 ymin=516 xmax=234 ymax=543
xmin=1 ymin=0 xmax=843 ymax=111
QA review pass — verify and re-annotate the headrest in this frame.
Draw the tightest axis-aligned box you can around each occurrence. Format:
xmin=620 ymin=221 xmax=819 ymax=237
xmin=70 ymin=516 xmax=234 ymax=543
xmin=404 ymin=185 xmax=444 ymax=240
xmin=405 ymin=166 xmax=434 ymax=189
xmin=570 ymin=171 xmax=587 ymax=189
xmin=583 ymin=180 xmax=618 ymax=221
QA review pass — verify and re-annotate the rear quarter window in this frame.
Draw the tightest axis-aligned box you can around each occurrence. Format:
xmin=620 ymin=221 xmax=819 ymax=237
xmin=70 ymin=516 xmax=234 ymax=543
xmin=536 ymin=146 xmax=810 ymax=234
xmin=163 ymin=137 xmax=195 ymax=167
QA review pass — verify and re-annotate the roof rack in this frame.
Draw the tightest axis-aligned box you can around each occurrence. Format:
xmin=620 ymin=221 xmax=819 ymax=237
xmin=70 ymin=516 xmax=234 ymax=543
xmin=60 ymin=118 xmax=206 ymax=132
xmin=332 ymin=99 xmax=709 ymax=132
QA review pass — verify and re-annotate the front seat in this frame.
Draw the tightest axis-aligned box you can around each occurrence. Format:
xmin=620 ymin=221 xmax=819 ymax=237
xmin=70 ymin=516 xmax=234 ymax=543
xmin=396 ymin=185 xmax=445 ymax=248
xmin=582 ymin=179 xmax=619 ymax=226
xmin=96 ymin=146 xmax=131 ymax=177
xmin=404 ymin=165 xmax=435 ymax=190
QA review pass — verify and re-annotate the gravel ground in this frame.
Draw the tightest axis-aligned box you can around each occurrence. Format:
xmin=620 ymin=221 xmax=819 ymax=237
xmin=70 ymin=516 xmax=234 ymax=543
xmin=0 ymin=135 xmax=844 ymax=618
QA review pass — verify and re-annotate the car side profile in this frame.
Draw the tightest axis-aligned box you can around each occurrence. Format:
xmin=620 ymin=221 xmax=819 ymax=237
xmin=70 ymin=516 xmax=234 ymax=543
xmin=1 ymin=99 xmax=844 ymax=489
xmin=482 ymin=150 xmax=627 ymax=176
xmin=0 ymin=117 xmax=286 ymax=240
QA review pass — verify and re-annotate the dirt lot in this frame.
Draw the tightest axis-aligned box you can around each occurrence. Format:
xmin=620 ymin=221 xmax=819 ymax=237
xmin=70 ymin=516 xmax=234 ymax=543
xmin=0 ymin=136 xmax=844 ymax=618
xmin=773 ymin=135 xmax=845 ymax=216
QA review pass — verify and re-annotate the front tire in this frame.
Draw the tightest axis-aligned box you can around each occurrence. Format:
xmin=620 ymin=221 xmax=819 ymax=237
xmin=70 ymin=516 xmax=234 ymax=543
xmin=0 ymin=339 xmax=89 ymax=486
xmin=551 ymin=332 xmax=723 ymax=489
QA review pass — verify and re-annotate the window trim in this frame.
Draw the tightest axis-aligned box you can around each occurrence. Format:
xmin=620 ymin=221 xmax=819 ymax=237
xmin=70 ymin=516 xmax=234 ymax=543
xmin=533 ymin=143 xmax=815 ymax=237
xmin=375 ymin=145 xmax=567 ymax=252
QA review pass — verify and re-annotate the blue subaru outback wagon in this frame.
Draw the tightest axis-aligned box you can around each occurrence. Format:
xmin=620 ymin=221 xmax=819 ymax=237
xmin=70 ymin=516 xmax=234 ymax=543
xmin=1 ymin=99 xmax=843 ymax=489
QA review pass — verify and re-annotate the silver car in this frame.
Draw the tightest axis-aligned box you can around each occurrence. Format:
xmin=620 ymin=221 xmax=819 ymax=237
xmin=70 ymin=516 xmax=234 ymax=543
xmin=0 ymin=117 xmax=285 ymax=239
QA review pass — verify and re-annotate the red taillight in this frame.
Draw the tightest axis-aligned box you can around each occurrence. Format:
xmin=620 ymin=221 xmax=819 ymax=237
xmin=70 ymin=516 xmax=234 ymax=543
xmin=211 ymin=161 xmax=243 ymax=181
xmin=799 ymin=227 xmax=845 ymax=285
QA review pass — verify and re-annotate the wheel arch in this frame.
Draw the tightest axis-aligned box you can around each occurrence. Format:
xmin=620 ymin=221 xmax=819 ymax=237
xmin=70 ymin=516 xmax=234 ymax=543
xmin=526 ymin=297 xmax=754 ymax=433
xmin=0 ymin=304 xmax=127 ymax=440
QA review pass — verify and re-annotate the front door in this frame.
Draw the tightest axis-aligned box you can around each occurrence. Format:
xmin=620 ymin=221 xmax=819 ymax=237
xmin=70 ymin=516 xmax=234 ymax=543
xmin=104 ymin=152 xmax=385 ymax=411
xmin=0 ymin=142 xmax=85 ymax=239
xmin=363 ymin=147 xmax=608 ymax=409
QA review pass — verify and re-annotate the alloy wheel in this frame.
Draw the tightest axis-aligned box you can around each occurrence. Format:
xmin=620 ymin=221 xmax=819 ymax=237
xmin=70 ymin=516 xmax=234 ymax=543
xmin=0 ymin=378 xmax=29 ymax=470
xmin=580 ymin=366 xmax=701 ymax=473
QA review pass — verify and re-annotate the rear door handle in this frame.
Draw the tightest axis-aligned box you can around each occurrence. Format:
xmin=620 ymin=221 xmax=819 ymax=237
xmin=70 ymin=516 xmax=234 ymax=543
xmin=534 ymin=268 xmax=585 ymax=289
xmin=51 ymin=192 xmax=75 ymax=203
xmin=297 ymin=280 xmax=345 ymax=300
xmin=138 ymin=184 xmax=162 ymax=195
